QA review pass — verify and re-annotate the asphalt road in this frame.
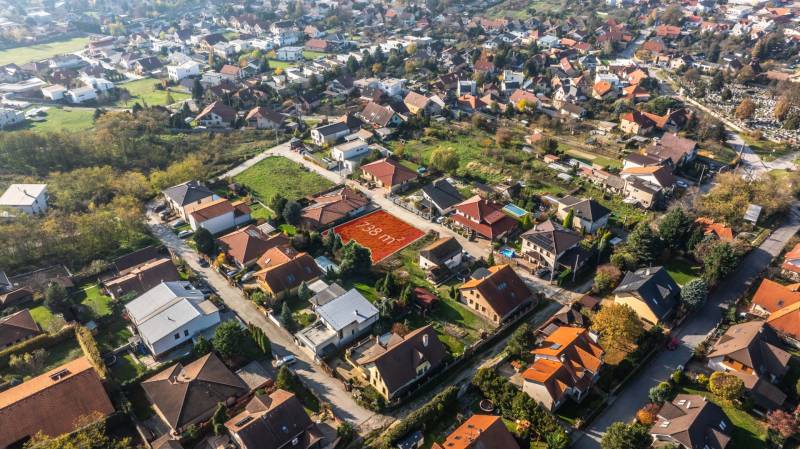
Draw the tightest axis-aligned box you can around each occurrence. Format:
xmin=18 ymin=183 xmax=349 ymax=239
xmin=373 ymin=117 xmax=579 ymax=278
xmin=572 ymin=204 xmax=800 ymax=449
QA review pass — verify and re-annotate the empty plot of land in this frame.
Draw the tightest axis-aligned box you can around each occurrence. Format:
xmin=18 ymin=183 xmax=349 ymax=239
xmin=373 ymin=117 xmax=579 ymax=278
xmin=332 ymin=210 xmax=425 ymax=263
xmin=233 ymin=156 xmax=334 ymax=201
xmin=0 ymin=37 xmax=90 ymax=66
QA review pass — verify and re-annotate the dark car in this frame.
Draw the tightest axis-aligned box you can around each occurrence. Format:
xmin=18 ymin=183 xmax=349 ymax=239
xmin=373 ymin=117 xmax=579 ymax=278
xmin=198 ymin=257 xmax=209 ymax=268
xmin=534 ymin=268 xmax=550 ymax=279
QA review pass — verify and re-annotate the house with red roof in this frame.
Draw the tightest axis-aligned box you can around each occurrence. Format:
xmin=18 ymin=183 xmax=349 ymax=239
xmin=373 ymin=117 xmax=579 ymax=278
xmin=694 ymin=218 xmax=734 ymax=242
xmin=781 ymin=243 xmax=800 ymax=281
xmin=360 ymin=158 xmax=418 ymax=193
xmin=451 ymin=195 xmax=518 ymax=241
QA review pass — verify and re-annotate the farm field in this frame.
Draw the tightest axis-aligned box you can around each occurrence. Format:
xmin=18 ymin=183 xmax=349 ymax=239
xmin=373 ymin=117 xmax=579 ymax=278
xmin=0 ymin=36 xmax=90 ymax=65
xmin=233 ymin=156 xmax=334 ymax=201
xmin=332 ymin=210 xmax=425 ymax=263
xmin=115 ymin=78 xmax=190 ymax=107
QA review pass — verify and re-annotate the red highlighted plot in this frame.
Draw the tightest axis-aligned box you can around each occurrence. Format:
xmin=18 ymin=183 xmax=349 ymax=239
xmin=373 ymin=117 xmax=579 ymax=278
xmin=332 ymin=210 xmax=425 ymax=263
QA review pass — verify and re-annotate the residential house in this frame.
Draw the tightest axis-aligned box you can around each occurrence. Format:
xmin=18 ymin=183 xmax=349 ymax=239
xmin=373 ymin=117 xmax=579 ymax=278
xmin=0 ymin=309 xmax=41 ymax=348
xmin=695 ymin=218 xmax=735 ymax=242
xmin=225 ymin=389 xmax=324 ymax=449
xmin=620 ymin=111 xmax=655 ymax=135
xmin=431 ymin=415 xmax=520 ymax=449
xmin=360 ymin=158 xmax=418 ymax=193
xmin=67 ymin=86 xmax=97 ymax=104
xmin=459 ymin=265 xmax=535 ymax=326
xmin=750 ymin=279 xmax=800 ymax=318
xmin=451 ymin=195 xmax=518 ymax=241
xmin=244 ymin=107 xmax=285 ymax=130
xmin=522 ymin=326 xmax=604 ymax=411
xmin=419 ymin=236 xmax=464 ymax=272
xmin=650 ymin=395 xmax=731 ymax=449
xmin=521 ymin=219 xmax=588 ymax=276
xmin=349 ymin=325 xmax=447 ymax=400
xmin=296 ymin=286 xmax=379 ymax=358
xmin=403 ymin=91 xmax=441 ymax=116
xmin=41 ymin=84 xmax=67 ymax=100
xmin=552 ymin=196 xmax=611 ymax=234
xmin=162 ymin=180 xmax=219 ymax=221
xmin=620 ymin=165 xmax=676 ymax=192
xmin=102 ymin=257 xmax=180 ymax=299
xmin=125 ymin=281 xmax=221 ymax=357
xmin=133 ymin=56 xmax=164 ymax=75
xmin=218 ymin=225 xmax=288 ymax=268
xmin=623 ymin=176 xmax=662 ymax=209
xmin=766 ymin=302 xmax=800 ymax=348
xmin=0 ymin=184 xmax=47 ymax=215
xmin=219 ymin=64 xmax=243 ymax=82
xmin=255 ymin=253 xmax=322 ymax=299
xmin=311 ymin=122 xmax=351 ymax=146
xmin=613 ymin=266 xmax=680 ymax=326
xmin=331 ymin=139 xmax=370 ymax=169
xmin=299 ymin=187 xmax=369 ymax=230
xmin=167 ymin=61 xmax=200 ymax=82
xmin=358 ymin=102 xmax=404 ymax=128
xmin=143 ymin=353 xmax=248 ymax=433
xmin=644 ymin=133 xmax=697 ymax=167
xmin=421 ymin=178 xmax=464 ymax=215
xmin=185 ymin=198 xmax=251 ymax=235
xmin=707 ymin=321 xmax=790 ymax=410
xmin=195 ymin=101 xmax=237 ymax=128
xmin=781 ymin=244 xmax=800 ymax=281
xmin=276 ymin=46 xmax=304 ymax=61
xmin=592 ymin=81 xmax=617 ymax=100
xmin=0 ymin=357 xmax=115 ymax=448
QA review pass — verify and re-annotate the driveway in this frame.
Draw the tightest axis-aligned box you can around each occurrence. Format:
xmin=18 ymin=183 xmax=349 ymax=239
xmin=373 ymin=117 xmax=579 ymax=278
xmin=146 ymin=214 xmax=393 ymax=433
xmin=572 ymin=204 xmax=800 ymax=449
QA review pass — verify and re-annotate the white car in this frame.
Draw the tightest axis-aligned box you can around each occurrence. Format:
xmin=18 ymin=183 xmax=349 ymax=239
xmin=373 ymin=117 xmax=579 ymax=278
xmin=177 ymin=229 xmax=193 ymax=238
xmin=275 ymin=355 xmax=296 ymax=368
xmin=171 ymin=219 xmax=186 ymax=229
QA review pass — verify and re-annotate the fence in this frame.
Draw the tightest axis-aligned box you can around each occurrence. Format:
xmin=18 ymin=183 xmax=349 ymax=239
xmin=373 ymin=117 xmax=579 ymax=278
xmin=386 ymin=193 xmax=432 ymax=220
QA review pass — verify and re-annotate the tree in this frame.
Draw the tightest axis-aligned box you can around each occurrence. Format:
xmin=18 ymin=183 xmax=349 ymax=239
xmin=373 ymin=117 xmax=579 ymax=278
xmin=165 ymin=91 xmax=175 ymax=105
xmin=702 ymin=242 xmax=738 ymax=285
xmin=767 ymin=409 xmax=799 ymax=439
xmin=429 ymin=147 xmax=459 ymax=173
xmin=636 ymin=403 xmax=660 ymax=426
xmin=735 ymin=98 xmax=756 ymax=120
xmin=774 ymin=96 xmax=792 ymax=121
xmin=562 ymin=208 xmax=574 ymax=229
xmin=280 ymin=302 xmax=295 ymax=330
xmin=193 ymin=335 xmax=213 ymax=357
xmin=339 ymin=241 xmax=372 ymax=277
xmin=680 ymin=278 xmax=708 ymax=309
xmin=298 ymin=281 xmax=311 ymax=301
xmin=213 ymin=320 xmax=259 ymax=362
xmin=270 ymin=194 xmax=288 ymax=219
xmin=44 ymin=282 xmax=70 ymax=315
xmin=708 ymin=371 xmax=744 ymax=402
xmin=593 ymin=264 xmax=622 ymax=294
xmin=591 ymin=303 xmax=644 ymax=353
xmin=546 ymin=430 xmax=570 ymax=449
xmin=10 ymin=349 xmax=48 ymax=375
xmin=601 ymin=422 xmax=652 ymax=449
xmin=495 ymin=128 xmax=513 ymax=146
xmin=212 ymin=402 xmax=227 ymax=435
xmin=648 ymin=381 xmax=672 ymax=403
xmin=736 ymin=65 xmax=755 ymax=84
xmin=193 ymin=227 xmax=216 ymax=256
xmin=191 ymin=79 xmax=204 ymax=100
xmin=507 ymin=323 xmax=534 ymax=358
xmin=24 ymin=414 xmax=134 ymax=449
xmin=660 ymin=5 xmax=683 ymax=25
xmin=282 ymin=200 xmax=302 ymax=225
xmin=627 ymin=221 xmax=662 ymax=266
xmin=659 ymin=208 xmax=691 ymax=251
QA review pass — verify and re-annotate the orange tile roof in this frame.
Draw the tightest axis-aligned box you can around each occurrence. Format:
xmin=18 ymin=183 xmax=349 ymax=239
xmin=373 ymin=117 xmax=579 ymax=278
xmin=752 ymin=279 xmax=800 ymax=314
xmin=434 ymin=415 xmax=520 ymax=449
xmin=767 ymin=301 xmax=800 ymax=340
xmin=695 ymin=217 xmax=734 ymax=242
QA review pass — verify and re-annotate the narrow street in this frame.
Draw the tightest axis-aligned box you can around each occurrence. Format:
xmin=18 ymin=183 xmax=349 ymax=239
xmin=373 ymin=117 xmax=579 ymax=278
xmin=572 ymin=204 xmax=800 ymax=449
xmin=145 ymin=213 xmax=394 ymax=433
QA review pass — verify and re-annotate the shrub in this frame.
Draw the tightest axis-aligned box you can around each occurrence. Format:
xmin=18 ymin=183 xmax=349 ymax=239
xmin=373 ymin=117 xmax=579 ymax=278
xmin=75 ymin=325 xmax=107 ymax=379
xmin=671 ymin=368 xmax=683 ymax=384
xmin=696 ymin=373 xmax=709 ymax=386
xmin=648 ymin=382 xmax=672 ymax=404
xmin=708 ymin=371 xmax=744 ymax=401
xmin=381 ymin=386 xmax=458 ymax=447
xmin=636 ymin=403 xmax=660 ymax=426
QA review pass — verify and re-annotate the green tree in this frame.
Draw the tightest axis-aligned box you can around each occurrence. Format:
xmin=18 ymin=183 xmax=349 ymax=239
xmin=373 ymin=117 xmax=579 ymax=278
xmin=280 ymin=302 xmax=295 ymax=330
xmin=562 ymin=209 xmax=574 ymax=229
xmin=193 ymin=227 xmax=217 ymax=256
xmin=708 ymin=371 xmax=744 ymax=402
xmin=520 ymin=214 xmax=533 ymax=230
xmin=487 ymin=251 xmax=495 ymax=266
xmin=507 ymin=323 xmax=534 ymax=358
xmin=546 ymin=430 xmax=570 ymax=449
xmin=298 ymin=281 xmax=311 ymax=301
xmin=283 ymin=200 xmax=302 ymax=225
xmin=191 ymin=78 xmax=204 ymax=100
xmin=591 ymin=303 xmax=644 ymax=353
xmin=627 ymin=221 xmax=662 ymax=265
xmin=193 ymin=335 xmax=213 ymax=357
xmin=339 ymin=241 xmax=372 ymax=277
xmin=702 ymin=243 xmax=738 ymax=285
xmin=213 ymin=320 xmax=259 ymax=362
xmin=24 ymin=416 xmax=134 ymax=449
xmin=601 ymin=423 xmax=652 ymax=449
xmin=429 ymin=147 xmax=459 ymax=173
xmin=648 ymin=381 xmax=672 ymax=403
xmin=680 ymin=278 xmax=708 ymax=309
xmin=247 ymin=322 xmax=272 ymax=357
xmin=212 ymin=402 xmax=227 ymax=435
xmin=44 ymin=282 xmax=70 ymax=315
xmin=270 ymin=194 xmax=288 ymax=219
xmin=659 ymin=208 xmax=691 ymax=251
xmin=593 ymin=264 xmax=622 ymax=294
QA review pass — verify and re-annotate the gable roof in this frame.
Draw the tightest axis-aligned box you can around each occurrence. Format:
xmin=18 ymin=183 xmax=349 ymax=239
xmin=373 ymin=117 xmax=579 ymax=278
xmin=453 ymin=195 xmax=519 ymax=240
xmin=419 ymin=237 xmax=463 ymax=266
xmin=103 ymin=257 xmax=180 ymax=299
xmin=224 ymin=389 xmax=320 ymax=449
xmin=559 ymin=196 xmax=611 ymax=222
xmin=621 ymin=164 xmax=676 ymax=188
xmin=361 ymin=158 xmax=418 ymax=187
xmin=432 ymin=415 xmax=520 ymax=449
xmin=245 ymin=107 xmax=285 ymax=124
xmin=314 ymin=121 xmax=350 ymax=137
xmin=218 ymin=225 xmax=287 ymax=266
xmin=187 ymin=198 xmax=235 ymax=222
xmin=421 ymin=178 xmax=464 ymax=211
xmin=124 ymin=281 xmax=216 ymax=345
xmin=142 ymin=353 xmax=248 ymax=431
xmin=256 ymin=253 xmax=322 ymax=295
xmin=766 ymin=301 xmax=800 ymax=342
xmin=355 ymin=325 xmax=447 ymax=394
xmin=403 ymin=91 xmax=431 ymax=110
xmin=651 ymin=394 xmax=731 ymax=449
xmin=460 ymin=265 xmax=533 ymax=319
xmin=162 ymin=180 xmax=215 ymax=207
xmin=301 ymin=187 xmax=369 ymax=228
xmin=0 ymin=309 xmax=41 ymax=348
xmin=359 ymin=102 xmax=399 ymax=127
xmin=196 ymin=101 xmax=237 ymax=123
xmin=645 ymin=133 xmax=697 ymax=165
xmin=751 ymin=279 xmax=800 ymax=314
xmin=0 ymin=184 xmax=46 ymax=207
xmin=614 ymin=266 xmax=679 ymax=320
xmin=521 ymin=219 xmax=582 ymax=255
xmin=315 ymin=288 xmax=378 ymax=332
xmin=708 ymin=320 xmax=790 ymax=377
xmin=0 ymin=357 xmax=115 ymax=447
xmin=695 ymin=218 xmax=734 ymax=242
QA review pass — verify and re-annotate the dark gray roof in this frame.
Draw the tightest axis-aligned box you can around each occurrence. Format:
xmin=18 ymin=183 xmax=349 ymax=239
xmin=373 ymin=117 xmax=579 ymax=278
xmin=314 ymin=121 xmax=349 ymax=137
xmin=162 ymin=181 xmax=215 ymax=207
xmin=570 ymin=198 xmax=611 ymax=222
xmin=708 ymin=321 xmax=790 ymax=381
xmin=419 ymin=237 xmax=463 ymax=266
xmin=614 ymin=266 xmax=679 ymax=320
xmin=521 ymin=219 xmax=582 ymax=255
xmin=421 ymin=178 xmax=464 ymax=211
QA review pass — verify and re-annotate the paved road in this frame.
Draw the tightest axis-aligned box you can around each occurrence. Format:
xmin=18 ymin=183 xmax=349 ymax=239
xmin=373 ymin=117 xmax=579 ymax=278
xmin=145 ymin=213 xmax=393 ymax=433
xmin=620 ymin=29 xmax=651 ymax=59
xmin=573 ymin=204 xmax=800 ymax=449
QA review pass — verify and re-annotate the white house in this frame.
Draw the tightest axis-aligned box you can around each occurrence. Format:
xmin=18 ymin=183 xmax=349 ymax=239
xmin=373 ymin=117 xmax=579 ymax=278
xmin=162 ymin=180 xmax=219 ymax=221
xmin=185 ymin=198 xmax=251 ymax=235
xmin=418 ymin=236 xmax=463 ymax=271
xmin=67 ymin=86 xmax=97 ymax=103
xmin=0 ymin=184 xmax=47 ymax=215
xmin=331 ymin=139 xmax=369 ymax=162
xmin=125 ymin=281 xmax=220 ymax=357
xmin=296 ymin=285 xmax=379 ymax=358
xmin=0 ymin=108 xmax=24 ymax=129
xmin=167 ymin=61 xmax=200 ymax=82
xmin=378 ymin=78 xmax=405 ymax=97
xmin=41 ymin=84 xmax=67 ymax=101
xmin=311 ymin=122 xmax=350 ymax=146
xmin=80 ymin=76 xmax=114 ymax=92
xmin=275 ymin=46 xmax=304 ymax=61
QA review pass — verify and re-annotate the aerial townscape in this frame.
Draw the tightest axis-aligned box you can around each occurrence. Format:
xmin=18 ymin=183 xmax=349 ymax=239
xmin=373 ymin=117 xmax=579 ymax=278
xmin=2 ymin=0 xmax=800 ymax=449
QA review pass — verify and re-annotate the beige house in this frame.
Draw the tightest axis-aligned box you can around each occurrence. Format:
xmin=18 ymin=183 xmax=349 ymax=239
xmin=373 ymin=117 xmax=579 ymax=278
xmin=459 ymin=265 xmax=535 ymax=326
xmin=613 ymin=266 xmax=679 ymax=326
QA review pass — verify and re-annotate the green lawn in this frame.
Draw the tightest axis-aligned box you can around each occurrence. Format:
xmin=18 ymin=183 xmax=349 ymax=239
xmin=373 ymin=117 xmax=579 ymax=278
xmin=268 ymin=59 xmax=297 ymax=70
xmin=279 ymin=224 xmax=298 ymax=236
xmin=250 ymin=202 xmax=274 ymax=221
xmin=234 ymin=156 xmax=334 ymax=202
xmin=0 ymin=37 xmax=90 ymax=65
xmin=110 ymin=352 xmax=147 ymax=383
xmin=352 ymin=282 xmax=380 ymax=303
xmin=564 ymin=148 xmax=623 ymax=170
xmin=677 ymin=384 xmax=766 ymax=449
xmin=665 ymin=257 xmax=701 ymax=286
xmin=72 ymin=284 xmax=114 ymax=320
xmin=6 ymin=336 xmax=84 ymax=380
xmin=303 ymin=50 xmax=331 ymax=60
xmin=19 ymin=107 xmax=95 ymax=133
xmin=115 ymin=78 xmax=190 ymax=107
xmin=96 ymin=320 xmax=133 ymax=353
xmin=29 ymin=305 xmax=57 ymax=330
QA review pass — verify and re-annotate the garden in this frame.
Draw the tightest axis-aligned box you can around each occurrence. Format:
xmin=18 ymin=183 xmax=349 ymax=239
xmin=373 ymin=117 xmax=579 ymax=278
xmin=114 ymin=78 xmax=191 ymax=107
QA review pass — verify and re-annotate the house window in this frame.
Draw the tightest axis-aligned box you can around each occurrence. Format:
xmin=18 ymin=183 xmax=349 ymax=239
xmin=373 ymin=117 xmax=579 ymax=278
xmin=184 ymin=330 xmax=189 ymax=337
xmin=174 ymin=333 xmax=180 ymax=340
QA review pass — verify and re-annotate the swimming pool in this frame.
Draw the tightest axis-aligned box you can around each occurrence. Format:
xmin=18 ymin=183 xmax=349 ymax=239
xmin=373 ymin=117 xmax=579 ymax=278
xmin=502 ymin=203 xmax=528 ymax=218
xmin=499 ymin=248 xmax=516 ymax=258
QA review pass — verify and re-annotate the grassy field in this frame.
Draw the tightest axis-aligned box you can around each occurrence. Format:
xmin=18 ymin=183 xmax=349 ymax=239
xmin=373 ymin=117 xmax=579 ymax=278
xmin=234 ymin=156 xmax=334 ymax=202
xmin=0 ymin=37 xmax=90 ymax=65
xmin=268 ymin=59 xmax=297 ymax=70
xmin=564 ymin=148 xmax=623 ymax=169
xmin=303 ymin=50 xmax=331 ymax=60
xmin=115 ymin=78 xmax=190 ymax=107
xmin=19 ymin=107 xmax=95 ymax=133
xmin=677 ymin=384 xmax=766 ymax=449
xmin=665 ymin=257 xmax=701 ymax=286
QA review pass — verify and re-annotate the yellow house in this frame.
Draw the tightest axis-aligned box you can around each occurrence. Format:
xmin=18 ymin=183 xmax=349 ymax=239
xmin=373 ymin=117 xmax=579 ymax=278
xmin=613 ymin=266 xmax=680 ymax=326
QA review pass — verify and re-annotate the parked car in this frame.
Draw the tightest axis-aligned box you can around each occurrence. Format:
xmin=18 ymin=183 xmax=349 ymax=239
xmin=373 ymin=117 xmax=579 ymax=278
xmin=534 ymin=268 xmax=550 ymax=279
xmin=154 ymin=203 xmax=166 ymax=213
xmin=177 ymin=230 xmax=193 ymax=238
xmin=198 ymin=258 xmax=209 ymax=268
xmin=171 ymin=219 xmax=186 ymax=229
xmin=676 ymin=180 xmax=689 ymax=188
xmin=275 ymin=355 xmax=296 ymax=368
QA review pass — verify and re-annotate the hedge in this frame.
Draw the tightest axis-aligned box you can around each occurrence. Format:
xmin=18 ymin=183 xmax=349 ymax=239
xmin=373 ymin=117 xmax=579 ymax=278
xmin=0 ymin=323 xmax=76 ymax=370
xmin=76 ymin=325 xmax=107 ymax=379
xmin=379 ymin=386 xmax=458 ymax=448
